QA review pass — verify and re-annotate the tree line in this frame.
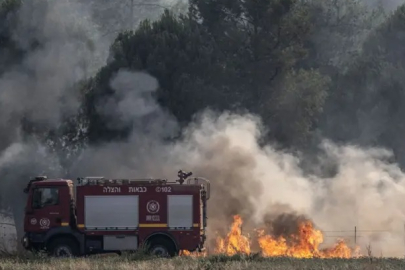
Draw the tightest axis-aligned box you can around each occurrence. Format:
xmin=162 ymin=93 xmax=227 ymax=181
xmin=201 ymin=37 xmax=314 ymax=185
xmin=2 ymin=0 xmax=405 ymax=167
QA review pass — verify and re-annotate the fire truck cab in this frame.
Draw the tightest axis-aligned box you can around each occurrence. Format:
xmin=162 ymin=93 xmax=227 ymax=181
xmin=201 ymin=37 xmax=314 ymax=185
xmin=21 ymin=170 xmax=210 ymax=257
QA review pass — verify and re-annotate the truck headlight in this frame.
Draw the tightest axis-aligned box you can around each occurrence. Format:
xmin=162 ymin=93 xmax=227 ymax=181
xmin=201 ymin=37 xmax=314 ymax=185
xmin=22 ymin=236 xmax=29 ymax=248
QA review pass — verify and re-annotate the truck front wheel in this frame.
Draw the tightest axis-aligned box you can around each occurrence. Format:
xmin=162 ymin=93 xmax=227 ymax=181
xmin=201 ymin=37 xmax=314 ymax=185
xmin=47 ymin=237 xmax=79 ymax=258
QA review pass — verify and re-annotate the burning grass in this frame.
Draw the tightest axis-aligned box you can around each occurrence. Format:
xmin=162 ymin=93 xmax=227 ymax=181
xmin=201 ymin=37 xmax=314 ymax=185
xmin=1 ymin=214 xmax=401 ymax=270
xmin=183 ymin=215 xmax=360 ymax=259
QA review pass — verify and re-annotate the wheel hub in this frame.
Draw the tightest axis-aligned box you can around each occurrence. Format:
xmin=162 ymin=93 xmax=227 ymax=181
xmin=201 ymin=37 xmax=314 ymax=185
xmin=151 ymin=246 xmax=168 ymax=257
xmin=55 ymin=246 xmax=72 ymax=257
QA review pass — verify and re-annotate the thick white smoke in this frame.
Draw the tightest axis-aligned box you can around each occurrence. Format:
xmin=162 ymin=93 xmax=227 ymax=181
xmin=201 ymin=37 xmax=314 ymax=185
xmin=1 ymin=0 xmax=405 ymax=258
xmin=365 ymin=0 xmax=405 ymax=11
xmin=67 ymin=69 xmax=405 ymax=257
xmin=0 ymin=0 xmax=107 ymax=128
xmin=0 ymin=0 xmax=108 ymax=247
xmin=166 ymin=112 xmax=405 ymax=257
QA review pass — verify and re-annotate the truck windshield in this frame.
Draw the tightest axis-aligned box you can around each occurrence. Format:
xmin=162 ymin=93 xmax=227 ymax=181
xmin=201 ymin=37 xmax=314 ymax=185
xmin=32 ymin=187 xmax=59 ymax=209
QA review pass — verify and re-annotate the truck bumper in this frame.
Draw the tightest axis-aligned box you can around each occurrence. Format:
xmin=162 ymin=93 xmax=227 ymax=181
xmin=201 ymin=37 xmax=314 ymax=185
xmin=21 ymin=232 xmax=45 ymax=251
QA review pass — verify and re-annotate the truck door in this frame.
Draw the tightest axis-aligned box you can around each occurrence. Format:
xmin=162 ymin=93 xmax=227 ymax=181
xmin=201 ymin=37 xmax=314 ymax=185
xmin=24 ymin=186 xmax=69 ymax=232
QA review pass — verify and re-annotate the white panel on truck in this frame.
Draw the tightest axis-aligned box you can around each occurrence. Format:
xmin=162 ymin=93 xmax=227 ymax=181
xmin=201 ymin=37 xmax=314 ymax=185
xmin=168 ymin=195 xmax=193 ymax=228
xmin=85 ymin=195 xmax=139 ymax=230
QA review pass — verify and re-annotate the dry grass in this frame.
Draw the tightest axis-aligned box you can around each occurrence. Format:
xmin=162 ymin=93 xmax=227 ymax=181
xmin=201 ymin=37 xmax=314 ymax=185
xmin=0 ymin=253 xmax=405 ymax=270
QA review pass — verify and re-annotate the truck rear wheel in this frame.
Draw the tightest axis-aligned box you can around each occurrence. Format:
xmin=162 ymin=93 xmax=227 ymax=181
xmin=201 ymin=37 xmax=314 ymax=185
xmin=148 ymin=237 xmax=176 ymax=257
xmin=47 ymin=237 xmax=79 ymax=258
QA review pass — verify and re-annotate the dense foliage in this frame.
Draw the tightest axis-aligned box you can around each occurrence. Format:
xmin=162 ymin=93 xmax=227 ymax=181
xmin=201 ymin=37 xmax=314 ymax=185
xmin=82 ymin=0 xmax=392 ymax=154
xmin=1 ymin=0 xmax=405 ymax=163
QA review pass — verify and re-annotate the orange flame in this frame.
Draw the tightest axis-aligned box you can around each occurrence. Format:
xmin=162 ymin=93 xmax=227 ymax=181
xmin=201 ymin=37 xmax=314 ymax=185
xmin=257 ymin=220 xmax=354 ymax=258
xmin=181 ymin=215 xmax=361 ymax=258
xmin=179 ymin=249 xmax=207 ymax=257
xmin=214 ymin=215 xmax=251 ymax=255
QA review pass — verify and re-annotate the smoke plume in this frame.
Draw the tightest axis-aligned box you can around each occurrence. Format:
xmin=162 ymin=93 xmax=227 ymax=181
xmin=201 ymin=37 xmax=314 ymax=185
xmin=0 ymin=0 xmax=108 ymax=245
xmin=1 ymin=0 xmax=405 ymax=258
xmin=365 ymin=0 xmax=405 ymax=11
xmin=67 ymin=68 xmax=405 ymax=257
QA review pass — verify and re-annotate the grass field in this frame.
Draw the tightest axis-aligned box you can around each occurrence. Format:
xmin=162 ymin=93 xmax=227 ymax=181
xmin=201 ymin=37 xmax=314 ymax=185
xmin=1 ymin=253 xmax=405 ymax=270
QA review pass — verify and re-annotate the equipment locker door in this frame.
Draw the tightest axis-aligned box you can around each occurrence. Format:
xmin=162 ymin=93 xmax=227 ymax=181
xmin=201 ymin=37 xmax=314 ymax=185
xmin=167 ymin=195 xmax=193 ymax=228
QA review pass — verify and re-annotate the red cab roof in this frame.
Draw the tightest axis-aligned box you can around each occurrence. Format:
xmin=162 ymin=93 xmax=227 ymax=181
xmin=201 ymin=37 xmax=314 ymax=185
xmin=33 ymin=179 xmax=73 ymax=186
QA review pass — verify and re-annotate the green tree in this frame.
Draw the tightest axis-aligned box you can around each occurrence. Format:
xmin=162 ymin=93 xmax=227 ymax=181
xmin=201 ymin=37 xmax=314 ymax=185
xmin=320 ymin=4 xmax=405 ymax=167
xmin=300 ymin=0 xmax=385 ymax=73
xmin=85 ymin=0 xmax=328 ymax=147
xmin=85 ymin=10 xmax=225 ymax=143
xmin=271 ymin=69 xmax=330 ymax=147
xmin=189 ymin=0 xmax=312 ymax=109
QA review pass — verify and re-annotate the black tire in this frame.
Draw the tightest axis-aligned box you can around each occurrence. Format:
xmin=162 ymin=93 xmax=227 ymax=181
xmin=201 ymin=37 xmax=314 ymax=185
xmin=147 ymin=237 xmax=177 ymax=258
xmin=47 ymin=237 xmax=79 ymax=258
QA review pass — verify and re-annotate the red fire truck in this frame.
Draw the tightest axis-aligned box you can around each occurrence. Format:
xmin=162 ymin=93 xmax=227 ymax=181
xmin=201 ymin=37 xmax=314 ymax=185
xmin=21 ymin=170 xmax=210 ymax=257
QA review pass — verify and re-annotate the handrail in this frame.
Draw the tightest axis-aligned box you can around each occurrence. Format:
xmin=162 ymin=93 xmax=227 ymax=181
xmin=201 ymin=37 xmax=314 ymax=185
xmin=187 ymin=177 xmax=211 ymax=200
